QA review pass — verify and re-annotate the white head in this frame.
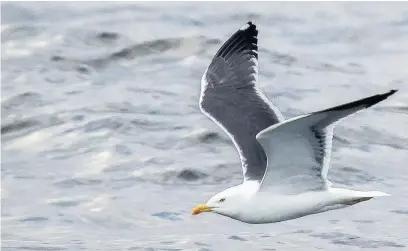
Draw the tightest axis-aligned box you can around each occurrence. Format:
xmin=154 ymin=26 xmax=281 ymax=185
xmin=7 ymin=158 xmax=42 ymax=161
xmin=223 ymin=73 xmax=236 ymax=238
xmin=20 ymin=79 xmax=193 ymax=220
xmin=191 ymin=181 xmax=259 ymax=220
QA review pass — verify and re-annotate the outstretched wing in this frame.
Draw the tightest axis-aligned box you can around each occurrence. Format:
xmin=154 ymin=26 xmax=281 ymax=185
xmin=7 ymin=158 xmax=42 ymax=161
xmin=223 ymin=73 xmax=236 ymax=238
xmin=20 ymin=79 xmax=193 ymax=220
xmin=256 ymin=90 xmax=397 ymax=193
xmin=200 ymin=22 xmax=284 ymax=182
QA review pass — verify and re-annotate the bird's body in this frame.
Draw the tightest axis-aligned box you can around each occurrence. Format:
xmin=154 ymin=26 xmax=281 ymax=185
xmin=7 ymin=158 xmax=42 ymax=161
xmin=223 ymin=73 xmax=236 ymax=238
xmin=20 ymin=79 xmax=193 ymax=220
xmin=210 ymin=182 xmax=387 ymax=224
xmin=191 ymin=21 xmax=396 ymax=224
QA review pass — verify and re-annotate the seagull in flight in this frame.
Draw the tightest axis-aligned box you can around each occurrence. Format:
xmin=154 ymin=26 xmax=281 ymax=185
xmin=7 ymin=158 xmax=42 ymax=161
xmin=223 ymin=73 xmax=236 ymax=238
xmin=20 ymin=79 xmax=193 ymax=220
xmin=191 ymin=21 xmax=397 ymax=224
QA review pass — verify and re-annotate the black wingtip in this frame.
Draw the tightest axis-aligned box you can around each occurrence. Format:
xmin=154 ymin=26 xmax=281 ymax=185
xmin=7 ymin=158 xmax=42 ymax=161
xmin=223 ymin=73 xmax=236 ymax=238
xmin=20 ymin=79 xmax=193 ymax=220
xmin=386 ymin=89 xmax=398 ymax=96
xmin=241 ymin=21 xmax=256 ymax=30
xmin=322 ymin=89 xmax=398 ymax=113
xmin=239 ymin=21 xmax=257 ymax=37
xmin=214 ymin=21 xmax=258 ymax=60
xmin=370 ymin=89 xmax=398 ymax=107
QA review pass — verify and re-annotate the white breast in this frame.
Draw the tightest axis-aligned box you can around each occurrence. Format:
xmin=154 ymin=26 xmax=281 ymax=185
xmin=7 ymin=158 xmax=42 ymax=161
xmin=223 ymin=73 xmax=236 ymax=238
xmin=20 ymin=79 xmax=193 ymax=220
xmin=238 ymin=190 xmax=334 ymax=224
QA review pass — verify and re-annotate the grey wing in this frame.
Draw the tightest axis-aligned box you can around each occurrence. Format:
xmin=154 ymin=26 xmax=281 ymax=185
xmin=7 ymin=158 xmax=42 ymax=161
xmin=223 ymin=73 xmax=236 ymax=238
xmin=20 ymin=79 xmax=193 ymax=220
xmin=200 ymin=22 xmax=284 ymax=182
xmin=256 ymin=90 xmax=397 ymax=194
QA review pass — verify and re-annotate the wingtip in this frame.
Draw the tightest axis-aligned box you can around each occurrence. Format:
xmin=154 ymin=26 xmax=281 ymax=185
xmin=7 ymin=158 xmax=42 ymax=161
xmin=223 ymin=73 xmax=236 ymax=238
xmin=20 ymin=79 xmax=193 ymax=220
xmin=214 ymin=21 xmax=259 ymax=60
xmin=320 ymin=89 xmax=398 ymax=113
xmin=247 ymin=21 xmax=256 ymax=27
xmin=240 ymin=21 xmax=257 ymax=31
xmin=376 ymin=89 xmax=398 ymax=103
xmin=364 ymin=89 xmax=398 ymax=108
xmin=387 ymin=89 xmax=398 ymax=96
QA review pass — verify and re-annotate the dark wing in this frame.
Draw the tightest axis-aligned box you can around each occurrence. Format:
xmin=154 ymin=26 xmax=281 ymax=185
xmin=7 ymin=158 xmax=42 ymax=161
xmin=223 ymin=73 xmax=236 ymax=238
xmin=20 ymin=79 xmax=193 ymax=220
xmin=256 ymin=90 xmax=397 ymax=193
xmin=199 ymin=22 xmax=284 ymax=182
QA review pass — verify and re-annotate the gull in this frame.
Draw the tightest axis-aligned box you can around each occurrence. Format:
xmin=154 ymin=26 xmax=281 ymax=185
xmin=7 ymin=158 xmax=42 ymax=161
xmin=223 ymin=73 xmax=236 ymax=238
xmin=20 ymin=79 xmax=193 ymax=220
xmin=191 ymin=21 xmax=397 ymax=224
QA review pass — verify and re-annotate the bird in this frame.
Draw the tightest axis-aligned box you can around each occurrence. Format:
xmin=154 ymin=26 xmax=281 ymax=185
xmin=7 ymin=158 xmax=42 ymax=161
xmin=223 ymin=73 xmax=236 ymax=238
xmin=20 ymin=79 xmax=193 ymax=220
xmin=191 ymin=21 xmax=397 ymax=224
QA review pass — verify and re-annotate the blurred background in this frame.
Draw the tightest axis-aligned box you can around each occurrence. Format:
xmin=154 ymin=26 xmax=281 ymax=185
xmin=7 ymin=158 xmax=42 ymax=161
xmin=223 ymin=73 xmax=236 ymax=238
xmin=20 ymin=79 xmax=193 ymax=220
xmin=1 ymin=2 xmax=408 ymax=250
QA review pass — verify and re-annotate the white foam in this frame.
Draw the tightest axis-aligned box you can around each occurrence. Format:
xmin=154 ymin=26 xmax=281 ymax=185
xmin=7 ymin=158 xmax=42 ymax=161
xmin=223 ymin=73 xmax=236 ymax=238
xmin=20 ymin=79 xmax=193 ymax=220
xmin=179 ymin=55 xmax=200 ymax=67
xmin=5 ymin=131 xmax=52 ymax=152
xmin=80 ymin=151 xmax=112 ymax=176
xmin=85 ymin=195 xmax=111 ymax=212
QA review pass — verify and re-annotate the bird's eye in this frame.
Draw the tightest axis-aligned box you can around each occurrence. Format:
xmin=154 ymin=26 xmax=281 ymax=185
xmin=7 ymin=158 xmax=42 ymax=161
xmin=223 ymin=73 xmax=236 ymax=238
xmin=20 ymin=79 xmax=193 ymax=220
xmin=219 ymin=198 xmax=225 ymax=203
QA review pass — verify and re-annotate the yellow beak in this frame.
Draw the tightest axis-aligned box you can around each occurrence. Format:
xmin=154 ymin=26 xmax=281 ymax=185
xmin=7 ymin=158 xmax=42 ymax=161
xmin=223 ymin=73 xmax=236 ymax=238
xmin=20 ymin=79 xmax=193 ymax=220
xmin=191 ymin=204 xmax=212 ymax=215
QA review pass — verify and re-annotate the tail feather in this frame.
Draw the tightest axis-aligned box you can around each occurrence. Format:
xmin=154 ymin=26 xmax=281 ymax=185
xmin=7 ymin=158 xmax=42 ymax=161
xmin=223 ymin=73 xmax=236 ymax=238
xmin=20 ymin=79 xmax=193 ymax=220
xmin=359 ymin=191 xmax=390 ymax=197
xmin=344 ymin=191 xmax=390 ymax=205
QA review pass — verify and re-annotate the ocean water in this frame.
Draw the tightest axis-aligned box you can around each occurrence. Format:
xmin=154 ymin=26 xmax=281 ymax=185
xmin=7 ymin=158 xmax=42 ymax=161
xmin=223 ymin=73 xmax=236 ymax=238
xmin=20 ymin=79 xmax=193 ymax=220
xmin=1 ymin=2 xmax=408 ymax=250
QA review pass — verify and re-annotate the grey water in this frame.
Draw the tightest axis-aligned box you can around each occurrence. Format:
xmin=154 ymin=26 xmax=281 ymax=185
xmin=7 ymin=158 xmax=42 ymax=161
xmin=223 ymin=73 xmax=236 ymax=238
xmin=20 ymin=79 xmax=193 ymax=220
xmin=1 ymin=2 xmax=408 ymax=250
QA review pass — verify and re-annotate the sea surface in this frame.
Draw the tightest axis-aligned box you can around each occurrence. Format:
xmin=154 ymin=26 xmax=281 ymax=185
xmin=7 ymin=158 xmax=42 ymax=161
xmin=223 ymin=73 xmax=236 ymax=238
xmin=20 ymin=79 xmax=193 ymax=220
xmin=1 ymin=2 xmax=408 ymax=251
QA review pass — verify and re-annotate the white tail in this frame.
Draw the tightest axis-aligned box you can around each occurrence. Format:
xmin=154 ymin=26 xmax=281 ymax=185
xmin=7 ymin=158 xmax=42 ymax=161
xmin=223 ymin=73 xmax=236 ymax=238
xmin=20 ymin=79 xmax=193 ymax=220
xmin=359 ymin=191 xmax=390 ymax=197
xmin=330 ymin=188 xmax=390 ymax=206
xmin=345 ymin=191 xmax=389 ymax=206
